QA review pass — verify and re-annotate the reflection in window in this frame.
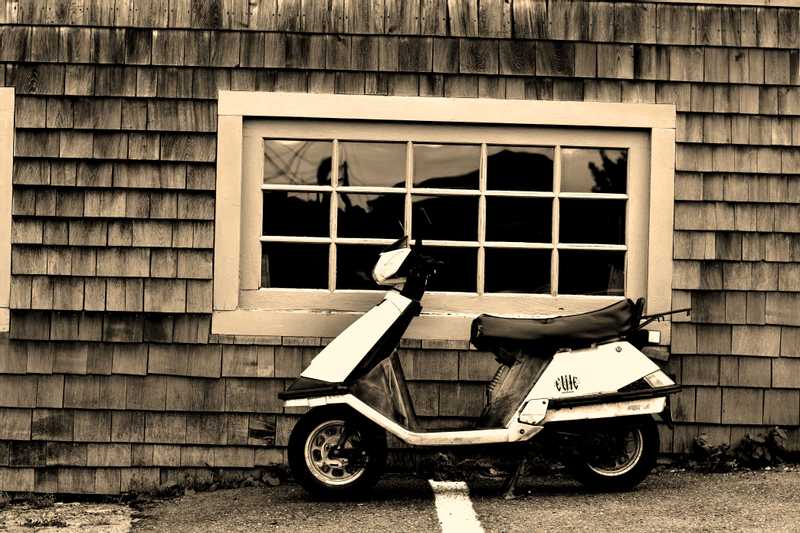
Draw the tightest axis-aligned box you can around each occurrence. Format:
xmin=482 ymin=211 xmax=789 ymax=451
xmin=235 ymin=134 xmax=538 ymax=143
xmin=423 ymin=247 xmax=477 ymax=292
xmin=485 ymin=249 xmax=550 ymax=294
xmin=559 ymin=250 xmax=624 ymax=295
xmin=264 ymin=140 xmax=334 ymax=186
xmin=560 ymin=199 xmax=626 ymax=244
xmin=259 ymin=137 xmax=632 ymax=297
xmin=263 ymin=191 xmax=330 ymax=237
xmin=561 ymin=148 xmax=627 ymax=193
xmin=412 ymin=195 xmax=478 ymax=241
xmin=338 ymin=193 xmax=404 ymax=238
xmin=487 ymin=146 xmax=553 ymax=191
xmin=261 ymin=243 xmax=328 ymax=289
xmin=339 ymin=142 xmax=406 ymax=187
xmin=337 ymin=244 xmax=385 ymax=290
xmin=413 ymin=144 xmax=480 ymax=189
xmin=486 ymin=197 xmax=551 ymax=243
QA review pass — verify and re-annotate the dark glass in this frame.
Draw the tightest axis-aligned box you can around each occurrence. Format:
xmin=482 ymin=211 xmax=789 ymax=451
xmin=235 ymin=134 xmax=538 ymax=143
xmin=336 ymin=244 xmax=384 ymax=290
xmin=262 ymin=191 xmax=330 ymax=237
xmin=339 ymin=141 xmax=406 ymax=187
xmin=264 ymin=140 xmax=334 ymax=186
xmin=486 ymin=197 xmax=552 ymax=243
xmin=486 ymin=146 xmax=554 ymax=191
xmin=485 ymin=249 xmax=551 ymax=294
xmin=261 ymin=243 xmax=328 ymax=289
xmin=413 ymin=144 xmax=480 ymax=189
xmin=337 ymin=193 xmax=404 ymax=239
xmin=559 ymin=199 xmax=626 ymax=244
xmin=561 ymin=148 xmax=627 ymax=193
xmin=559 ymin=250 xmax=625 ymax=296
xmin=423 ymin=247 xmax=477 ymax=292
xmin=411 ymin=195 xmax=478 ymax=241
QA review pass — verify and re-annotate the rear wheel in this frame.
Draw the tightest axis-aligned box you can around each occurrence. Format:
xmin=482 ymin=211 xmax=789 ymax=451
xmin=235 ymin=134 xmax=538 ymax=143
xmin=288 ymin=407 xmax=386 ymax=499
xmin=567 ymin=416 xmax=659 ymax=491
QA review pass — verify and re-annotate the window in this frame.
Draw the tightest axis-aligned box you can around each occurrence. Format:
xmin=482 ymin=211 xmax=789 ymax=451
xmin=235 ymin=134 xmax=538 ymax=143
xmin=0 ymin=88 xmax=13 ymax=333
xmin=254 ymin=128 xmax=641 ymax=298
xmin=214 ymin=92 xmax=675 ymax=340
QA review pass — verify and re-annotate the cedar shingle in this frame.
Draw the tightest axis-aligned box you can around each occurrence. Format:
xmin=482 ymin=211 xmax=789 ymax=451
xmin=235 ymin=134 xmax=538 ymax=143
xmin=536 ymin=41 xmax=574 ymax=77
xmin=656 ymin=4 xmax=695 ymax=45
xmin=0 ymin=408 xmax=32 ymax=440
xmin=721 ymin=388 xmax=762 ymax=425
xmin=696 ymin=6 xmax=723 ymax=45
xmin=144 ymin=279 xmax=186 ymax=313
xmin=32 ymin=409 xmax=74 ymax=441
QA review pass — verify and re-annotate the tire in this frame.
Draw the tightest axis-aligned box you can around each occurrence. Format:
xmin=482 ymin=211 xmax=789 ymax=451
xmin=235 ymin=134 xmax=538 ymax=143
xmin=566 ymin=416 xmax=659 ymax=492
xmin=288 ymin=406 xmax=387 ymax=500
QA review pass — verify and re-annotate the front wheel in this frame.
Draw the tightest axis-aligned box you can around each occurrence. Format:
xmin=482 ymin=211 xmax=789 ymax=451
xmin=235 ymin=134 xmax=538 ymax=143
xmin=566 ymin=416 xmax=659 ymax=491
xmin=288 ymin=407 xmax=386 ymax=499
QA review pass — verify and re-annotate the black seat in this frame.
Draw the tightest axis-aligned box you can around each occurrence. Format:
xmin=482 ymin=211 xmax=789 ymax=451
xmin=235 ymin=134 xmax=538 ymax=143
xmin=471 ymin=299 xmax=643 ymax=354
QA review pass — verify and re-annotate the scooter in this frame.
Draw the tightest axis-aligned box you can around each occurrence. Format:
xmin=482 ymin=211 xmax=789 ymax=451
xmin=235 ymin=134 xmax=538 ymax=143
xmin=280 ymin=237 xmax=685 ymax=499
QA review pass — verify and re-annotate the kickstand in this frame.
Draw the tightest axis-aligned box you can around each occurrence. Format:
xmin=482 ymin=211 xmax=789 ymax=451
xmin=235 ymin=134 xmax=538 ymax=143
xmin=500 ymin=457 xmax=527 ymax=500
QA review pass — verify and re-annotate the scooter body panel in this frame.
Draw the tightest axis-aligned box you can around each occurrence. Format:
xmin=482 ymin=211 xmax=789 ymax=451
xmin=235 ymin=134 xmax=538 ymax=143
xmin=527 ymin=341 xmax=660 ymax=401
xmin=299 ymin=291 xmax=412 ymax=384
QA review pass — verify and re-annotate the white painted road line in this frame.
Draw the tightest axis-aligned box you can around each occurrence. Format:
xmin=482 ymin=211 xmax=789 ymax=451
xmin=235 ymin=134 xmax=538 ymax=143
xmin=429 ymin=480 xmax=485 ymax=533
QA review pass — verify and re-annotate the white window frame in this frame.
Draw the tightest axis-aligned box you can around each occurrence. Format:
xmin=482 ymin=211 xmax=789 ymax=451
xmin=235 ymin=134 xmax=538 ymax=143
xmin=0 ymin=88 xmax=13 ymax=333
xmin=213 ymin=92 xmax=676 ymax=341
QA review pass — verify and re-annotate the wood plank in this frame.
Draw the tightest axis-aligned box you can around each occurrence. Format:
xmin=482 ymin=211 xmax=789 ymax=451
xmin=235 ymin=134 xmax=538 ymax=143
xmin=446 ymin=0 xmax=478 ymax=37
xmin=535 ymin=41 xmax=574 ymax=77
xmin=764 ymin=389 xmax=800 ymax=426
xmin=420 ymin=0 xmax=446 ymax=34
xmin=499 ymin=40 xmax=536 ymax=76
xmin=597 ymin=44 xmax=634 ymax=79
xmin=385 ymin=0 xmax=419 ymax=34
xmin=656 ymin=4 xmax=695 ymax=44
xmin=144 ymin=413 xmax=186 ymax=444
xmin=512 ymin=0 xmax=547 ymax=39
xmin=459 ymin=39 xmax=497 ymax=75
xmin=614 ymin=2 xmax=656 ymax=44
xmin=477 ymin=0 xmax=510 ymax=38
xmin=721 ymin=388 xmax=762 ymax=425
xmin=696 ymin=5 xmax=722 ymax=45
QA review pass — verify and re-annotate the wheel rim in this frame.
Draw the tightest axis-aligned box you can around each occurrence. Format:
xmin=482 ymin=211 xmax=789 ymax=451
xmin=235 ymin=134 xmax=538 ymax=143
xmin=304 ymin=419 xmax=367 ymax=486
xmin=585 ymin=427 xmax=645 ymax=477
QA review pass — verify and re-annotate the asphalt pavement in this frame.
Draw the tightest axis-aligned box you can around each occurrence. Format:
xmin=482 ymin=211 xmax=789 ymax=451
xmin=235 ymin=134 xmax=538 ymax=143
xmin=130 ymin=469 xmax=800 ymax=533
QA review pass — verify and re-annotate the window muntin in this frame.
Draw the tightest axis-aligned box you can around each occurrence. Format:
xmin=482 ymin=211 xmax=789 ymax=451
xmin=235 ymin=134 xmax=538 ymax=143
xmin=256 ymin=124 xmax=641 ymax=300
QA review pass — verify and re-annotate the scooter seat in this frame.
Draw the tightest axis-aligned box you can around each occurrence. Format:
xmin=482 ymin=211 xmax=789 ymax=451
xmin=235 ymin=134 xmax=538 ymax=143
xmin=470 ymin=299 xmax=642 ymax=353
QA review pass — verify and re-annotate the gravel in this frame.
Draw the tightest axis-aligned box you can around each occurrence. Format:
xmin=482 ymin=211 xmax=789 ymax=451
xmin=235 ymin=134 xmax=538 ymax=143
xmin=7 ymin=469 xmax=797 ymax=532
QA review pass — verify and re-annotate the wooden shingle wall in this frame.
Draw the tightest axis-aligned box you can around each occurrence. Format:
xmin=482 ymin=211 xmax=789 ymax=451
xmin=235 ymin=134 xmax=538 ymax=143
xmin=0 ymin=0 xmax=799 ymax=492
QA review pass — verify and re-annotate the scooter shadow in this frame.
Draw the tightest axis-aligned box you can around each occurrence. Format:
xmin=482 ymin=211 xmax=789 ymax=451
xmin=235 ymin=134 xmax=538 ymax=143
xmin=285 ymin=476 xmax=441 ymax=504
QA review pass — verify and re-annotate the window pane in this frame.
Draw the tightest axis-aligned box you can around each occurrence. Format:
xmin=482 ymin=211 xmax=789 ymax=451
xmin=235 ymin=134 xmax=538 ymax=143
xmin=559 ymin=250 xmax=625 ymax=296
xmin=485 ymin=249 xmax=551 ymax=294
xmin=261 ymin=243 xmax=328 ymax=289
xmin=339 ymin=141 xmax=406 ymax=187
xmin=338 ymin=193 xmax=404 ymax=239
xmin=486 ymin=146 xmax=553 ymax=191
xmin=264 ymin=140 xmax=334 ymax=186
xmin=337 ymin=244 xmax=384 ymax=290
xmin=561 ymin=148 xmax=627 ymax=193
xmin=262 ymin=191 xmax=330 ymax=237
xmin=424 ymin=247 xmax=477 ymax=292
xmin=412 ymin=195 xmax=478 ymax=241
xmin=486 ymin=197 xmax=551 ymax=243
xmin=559 ymin=199 xmax=626 ymax=244
xmin=413 ymin=144 xmax=480 ymax=189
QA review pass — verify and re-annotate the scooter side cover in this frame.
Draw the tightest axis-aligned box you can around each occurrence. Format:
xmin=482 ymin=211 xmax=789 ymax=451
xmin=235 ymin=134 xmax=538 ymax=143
xmin=299 ymin=291 xmax=412 ymax=384
xmin=526 ymin=341 xmax=661 ymax=401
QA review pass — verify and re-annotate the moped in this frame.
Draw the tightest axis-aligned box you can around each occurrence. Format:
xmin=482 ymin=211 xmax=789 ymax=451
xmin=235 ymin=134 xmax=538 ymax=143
xmin=280 ymin=237 xmax=685 ymax=499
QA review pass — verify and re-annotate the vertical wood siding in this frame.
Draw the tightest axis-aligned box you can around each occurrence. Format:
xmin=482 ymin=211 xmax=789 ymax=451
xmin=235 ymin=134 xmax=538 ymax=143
xmin=1 ymin=0 xmax=800 ymax=492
